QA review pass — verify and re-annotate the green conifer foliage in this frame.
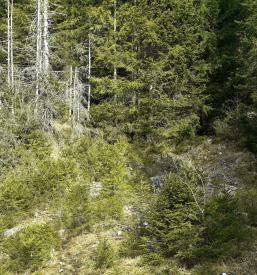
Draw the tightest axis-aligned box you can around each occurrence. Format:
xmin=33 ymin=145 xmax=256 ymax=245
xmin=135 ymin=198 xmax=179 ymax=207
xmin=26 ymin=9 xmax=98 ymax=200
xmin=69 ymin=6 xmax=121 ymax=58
xmin=236 ymin=0 xmax=257 ymax=152
xmin=0 ymin=0 xmax=256 ymax=273
xmin=90 ymin=0 xmax=218 ymax=146
xmin=213 ymin=0 xmax=257 ymax=152
xmin=129 ymin=162 xmax=205 ymax=265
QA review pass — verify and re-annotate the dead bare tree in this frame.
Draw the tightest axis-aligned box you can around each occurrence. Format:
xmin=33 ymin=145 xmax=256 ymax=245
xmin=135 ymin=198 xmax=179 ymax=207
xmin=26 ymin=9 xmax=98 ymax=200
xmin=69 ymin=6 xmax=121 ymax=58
xmin=69 ymin=65 xmax=73 ymax=118
xmin=35 ymin=0 xmax=49 ymax=113
xmin=7 ymin=0 xmax=14 ymax=87
xmin=113 ymin=0 xmax=117 ymax=82
xmin=35 ymin=0 xmax=42 ymax=112
xmin=88 ymin=33 xmax=92 ymax=112
xmin=42 ymin=0 xmax=49 ymax=73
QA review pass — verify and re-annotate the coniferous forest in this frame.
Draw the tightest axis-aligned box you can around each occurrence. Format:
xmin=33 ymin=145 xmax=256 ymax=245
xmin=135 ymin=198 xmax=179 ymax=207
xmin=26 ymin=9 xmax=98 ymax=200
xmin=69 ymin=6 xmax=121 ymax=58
xmin=0 ymin=0 xmax=257 ymax=274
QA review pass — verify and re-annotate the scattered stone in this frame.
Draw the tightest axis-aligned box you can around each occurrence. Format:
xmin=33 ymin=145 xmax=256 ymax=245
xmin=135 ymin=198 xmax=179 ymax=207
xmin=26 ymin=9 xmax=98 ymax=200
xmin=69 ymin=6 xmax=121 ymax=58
xmin=3 ymin=226 xmax=23 ymax=237
xmin=123 ymin=205 xmax=135 ymax=216
xmin=59 ymin=229 xmax=65 ymax=239
xmin=89 ymin=181 xmax=102 ymax=198
xmin=150 ymin=175 xmax=164 ymax=192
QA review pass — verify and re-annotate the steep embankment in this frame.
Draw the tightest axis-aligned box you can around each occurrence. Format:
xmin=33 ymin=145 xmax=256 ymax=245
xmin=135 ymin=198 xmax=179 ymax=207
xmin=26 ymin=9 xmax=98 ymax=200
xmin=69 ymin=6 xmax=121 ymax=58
xmin=0 ymin=130 xmax=256 ymax=274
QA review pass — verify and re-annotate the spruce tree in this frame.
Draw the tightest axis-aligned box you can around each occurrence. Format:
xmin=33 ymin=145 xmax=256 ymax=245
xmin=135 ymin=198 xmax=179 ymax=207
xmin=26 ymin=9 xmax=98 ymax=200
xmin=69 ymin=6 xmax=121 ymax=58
xmin=236 ymin=0 xmax=257 ymax=152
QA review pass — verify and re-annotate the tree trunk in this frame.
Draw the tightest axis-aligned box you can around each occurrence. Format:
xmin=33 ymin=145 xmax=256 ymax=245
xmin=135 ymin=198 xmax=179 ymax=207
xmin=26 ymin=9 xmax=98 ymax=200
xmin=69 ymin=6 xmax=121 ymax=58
xmin=72 ymin=67 xmax=77 ymax=125
xmin=7 ymin=0 xmax=10 ymax=84
xmin=10 ymin=0 xmax=14 ymax=86
xmin=69 ymin=65 xmax=73 ymax=119
xmin=36 ymin=0 xmax=42 ymax=112
xmin=7 ymin=0 xmax=14 ymax=87
xmin=113 ymin=0 xmax=117 ymax=81
xmin=75 ymin=67 xmax=80 ymax=122
xmin=113 ymin=0 xmax=118 ymax=104
xmin=88 ymin=33 xmax=91 ymax=112
xmin=42 ymin=0 xmax=49 ymax=73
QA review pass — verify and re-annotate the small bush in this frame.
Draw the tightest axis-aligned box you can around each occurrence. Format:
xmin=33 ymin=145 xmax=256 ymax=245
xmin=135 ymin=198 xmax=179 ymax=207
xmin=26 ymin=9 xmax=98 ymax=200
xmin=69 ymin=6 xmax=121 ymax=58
xmin=95 ymin=239 xmax=116 ymax=269
xmin=63 ymin=182 xmax=91 ymax=235
xmin=192 ymin=263 xmax=219 ymax=275
xmin=197 ymin=195 xmax=254 ymax=261
xmin=27 ymin=159 xmax=75 ymax=199
xmin=19 ymin=129 xmax=51 ymax=159
xmin=3 ymin=223 xmax=59 ymax=272
xmin=89 ymin=196 xmax=124 ymax=222
xmin=0 ymin=176 xmax=34 ymax=229
xmin=0 ymin=159 xmax=77 ymax=229
xmin=238 ymin=188 xmax=257 ymax=226
xmin=0 ymin=176 xmax=33 ymax=214
xmin=63 ymin=137 xmax=131 ymax=222
xmin=135 ymin=168 xmax=204 ymax=265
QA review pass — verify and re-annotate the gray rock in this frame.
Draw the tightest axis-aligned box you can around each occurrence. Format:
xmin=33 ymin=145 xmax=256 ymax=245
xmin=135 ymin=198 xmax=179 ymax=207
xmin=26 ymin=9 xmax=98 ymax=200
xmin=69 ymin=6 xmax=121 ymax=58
xmin=150 ymin=175 xmax=164 ymax=192
xmin=89 ymin=181 xmax=102 ymax=198
xmin=3 ymin=226 xmax=23 ymax=237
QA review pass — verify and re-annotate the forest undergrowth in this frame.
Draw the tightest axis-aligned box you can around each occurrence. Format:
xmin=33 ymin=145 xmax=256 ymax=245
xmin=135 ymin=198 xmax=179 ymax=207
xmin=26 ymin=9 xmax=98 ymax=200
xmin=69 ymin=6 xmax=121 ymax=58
xmin=0 ymin=0 xmax=257 ymax=274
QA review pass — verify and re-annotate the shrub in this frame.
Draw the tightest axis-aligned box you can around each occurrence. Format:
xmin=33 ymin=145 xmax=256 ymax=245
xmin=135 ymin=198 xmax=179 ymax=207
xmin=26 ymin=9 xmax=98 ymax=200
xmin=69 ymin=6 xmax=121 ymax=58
xmin=126 ymin=161 xmax=205 ymax=266
xmin=192 ymin=263 xmax=219 ymax=275
xmin=63 ymin=137 xmax=131 ymax=222
xmin=18 ymin=129 xmax=51 ymax=159
xmin=0 ymin=158 xmax=77 ymax=229
xmin=197 ymin=195 xmax=254 ymax=261
xmin=0 ymin=175 xmax=34 ymax=229
xmin=62 ymin=182 xmax=91 ymax=235
xmin=238 ymin=188 xmax=257 ymax=226
xmin=27 ymin=159 xmax=76 ymax=200
xmin=95 ymin=239 xmax=116 ymax=269
xmin=0 ymin=176 xmax=33 ymax=214
xmin=3 ymin=223 xmax=59 ymax=272
xmin=89 ymin=196 xmax=124 ymax=222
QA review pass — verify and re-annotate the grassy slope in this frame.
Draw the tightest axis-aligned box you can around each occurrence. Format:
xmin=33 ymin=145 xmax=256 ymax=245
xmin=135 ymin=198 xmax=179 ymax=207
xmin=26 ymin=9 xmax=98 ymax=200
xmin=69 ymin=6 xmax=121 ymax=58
xmin=0 ymin=123 xmax=256 ymax=274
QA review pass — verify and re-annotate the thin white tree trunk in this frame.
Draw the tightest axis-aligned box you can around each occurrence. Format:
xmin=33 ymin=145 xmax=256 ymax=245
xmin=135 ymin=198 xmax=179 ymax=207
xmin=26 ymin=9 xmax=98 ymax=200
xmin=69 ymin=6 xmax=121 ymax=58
xmin=113 ymin=0 xmax=117 ymax=81
xmin=76 ymin=73 xmax=80 ymax=122
xmin=42 ymin=0 xmax=49 ymax=73
xmin=69 ymin=65 xmax=73 ymax=118
xmin=73 ymin=67 xmax=80 ymax=122
xmin=10 ymin=0 xmax=14 ymax=86
xmin=7 ymin=0 xmax=14 ymax=114
xmin=73 ymin=67 xmax=77 ymax=125
xmin=88 ymin=33 xmax=91 ymax=111
xmin=7 ymin=0 xmax=11 ymax=85
xmin=36 ymin=0 xmax=42 ymax=73
xmin=113 ymin=0 xmax=118 ymax=105
xmin=36 ymin=0 xmax=42 ymax=112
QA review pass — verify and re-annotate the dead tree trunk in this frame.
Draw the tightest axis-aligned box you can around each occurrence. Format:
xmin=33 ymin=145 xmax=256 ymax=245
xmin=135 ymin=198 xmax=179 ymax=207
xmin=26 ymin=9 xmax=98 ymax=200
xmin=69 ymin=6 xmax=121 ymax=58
xmin=113 ymin=0 xmax=118 ymax=104
xmin=42 ymin=0 xmax=49 ymax=73
xmin=35 ymin=0 xmax=42 ymax=112
xmin=113 ymin=0 xmax=117 ymax=82
xmin=73 ymin=67 xmax=78 ymax=124
xmin=7 ymin=0 xmax=10 ymax=84
xmin=68 ymin=65 xmax=73 ymax=118
xmin=88 ymin=33 xmax=92 ymax=112
xmin=10 ymin=0 xmax=14 ymax=85
xmin=35 ymin=0 xmax=50 ymax=113
xmin=7 ymin=0 xmax=14 ymax=87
